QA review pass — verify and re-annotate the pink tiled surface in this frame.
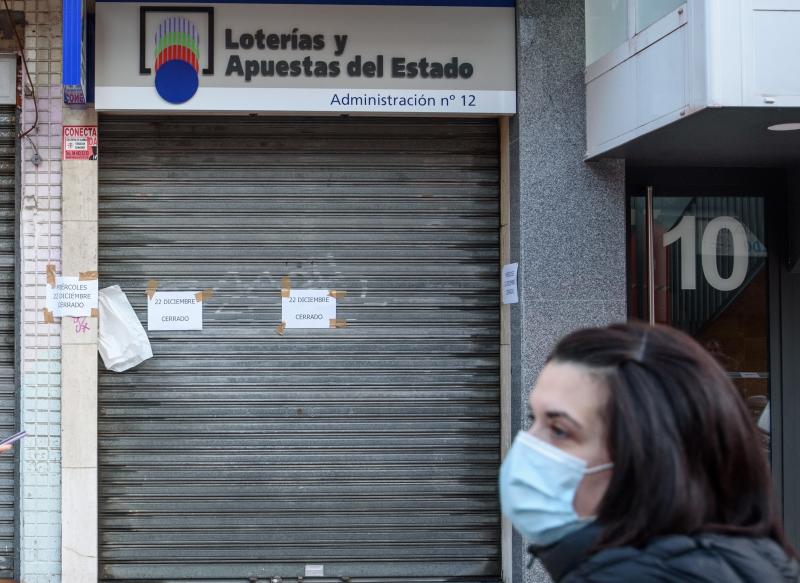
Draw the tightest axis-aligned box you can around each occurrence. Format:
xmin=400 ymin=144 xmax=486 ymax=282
xmin=17 ymin=0 xmax=64 ymax=580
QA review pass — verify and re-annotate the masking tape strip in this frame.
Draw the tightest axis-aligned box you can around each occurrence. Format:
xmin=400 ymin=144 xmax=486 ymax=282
xmin=329 ymin=318 xmax=347 ymax=329
xmin=79 ymin=271 xmax=98 ymax=281
xmin=146 ymin=279 xmax=159 ymax=300
xmin=195 ymin=289 xmax=214 ymax=302
xmin=329 ymin=290 xmax=347 ymax=300
xmin=281 ymin=276 xmax=291 ymax=298
xmin=276 ymin=322 xmax=286 ymax=336
xmin=91 ymin=308 xmax=99 ymax=318
xmin=46 ymin=264 xmax=56 ymax=287
xmin=42 ymin=308 xmax=55 ymax=324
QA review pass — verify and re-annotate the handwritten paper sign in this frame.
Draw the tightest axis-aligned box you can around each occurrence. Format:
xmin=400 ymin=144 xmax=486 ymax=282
xmin=502 ymin=262 xmax=519 ymax=304
xmin=46 ymin=276 xmax=98 ymax=317
xmin=282 ymin=290 xmax=337 ymax=328
xmin=148 ymin=291 xmax=203 ymax=331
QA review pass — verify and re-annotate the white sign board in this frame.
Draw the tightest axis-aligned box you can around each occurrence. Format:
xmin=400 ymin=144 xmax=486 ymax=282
xmin=46 ymin=276 xmax=99 ymax=317
xmin=148 ymin=291 xmax=203 ymax=331
xmin=95 ymin=2 xmax=516 ymax=114
xmin=502 ymin=262 xmax=519 ymax=304
xmin=282 ymin=289 xmax=337 ymax=328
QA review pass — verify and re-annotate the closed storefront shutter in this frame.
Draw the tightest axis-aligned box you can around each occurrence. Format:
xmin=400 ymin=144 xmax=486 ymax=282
xmin=98 ymin=116 xmax=501 ymax=582
xmin=0 ymin=105 xmax=16 ymax=579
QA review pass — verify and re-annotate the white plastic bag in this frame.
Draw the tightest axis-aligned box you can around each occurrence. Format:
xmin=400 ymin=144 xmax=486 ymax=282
xmin=98 ymin=285 xmax=153 ymax=372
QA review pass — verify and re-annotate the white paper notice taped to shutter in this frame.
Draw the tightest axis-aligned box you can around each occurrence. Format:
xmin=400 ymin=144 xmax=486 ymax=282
xmin=282 ymin=290 xmax=336 ymax=328
xmin=46 ymin=276 xmax=99 ymax=317
xmin=148 ymin=291 xmax=203 ymax=331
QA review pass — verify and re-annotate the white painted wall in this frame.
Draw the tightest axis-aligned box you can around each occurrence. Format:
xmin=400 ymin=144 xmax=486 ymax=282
xmin=585 ymin=0 xmax=800 ymax=158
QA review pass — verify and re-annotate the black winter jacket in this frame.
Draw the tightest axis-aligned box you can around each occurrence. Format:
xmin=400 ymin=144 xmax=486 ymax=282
xmin=531 ymin=524 xmax=800 ymax=582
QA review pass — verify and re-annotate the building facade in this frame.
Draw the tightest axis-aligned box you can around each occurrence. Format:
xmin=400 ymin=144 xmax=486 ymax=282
xmin=585 ymin=0 xmax=800 ymax=550
xmin=0 ymin=0 xmax=793 ymax=582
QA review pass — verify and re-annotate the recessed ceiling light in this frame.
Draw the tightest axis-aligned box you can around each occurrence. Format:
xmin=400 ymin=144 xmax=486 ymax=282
xmin=767 ymin=123 xmax=800 ymax=132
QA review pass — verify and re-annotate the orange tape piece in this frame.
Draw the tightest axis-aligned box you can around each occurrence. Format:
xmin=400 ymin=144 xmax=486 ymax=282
xmin=194 ymin=289 xmax=214 ymax=302
xmin=46 ymin=264 xmax=56 ymax=287
xmin=90 ymin=308 xmax=99 ymax=318
xmin=194 ymin=288 xmax=215 ymax=302
xmin=281 ymin=276 xmax=291 ymax=298
xmin=42 ymin=308 xmax=55 ymax=324
xmin=276 ymin=322 xmax=286 ymax=336
xmin=146 ymin=280 xmax=159 ymax=300
xmin=329 ymin=290 xmax=347 ymax=300
xmin=329 ymin=319 xmax=347 ymax=329
xmin=79 ymin=271 xmax=98 ymax=281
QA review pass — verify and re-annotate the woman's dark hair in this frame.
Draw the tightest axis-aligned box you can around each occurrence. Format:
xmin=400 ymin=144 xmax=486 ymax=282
xmin=547 ymin=322 xmax=792 ymax=553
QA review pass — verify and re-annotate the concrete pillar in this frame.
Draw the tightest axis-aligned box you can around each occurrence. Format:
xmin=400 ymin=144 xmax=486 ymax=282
xmin=509 ymin=1 xmax=626 ymax=581
xmin=60 ymin=106 xmax=98 ymax=582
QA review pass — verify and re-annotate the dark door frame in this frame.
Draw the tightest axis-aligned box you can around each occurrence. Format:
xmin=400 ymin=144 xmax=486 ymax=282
xmin=779 ymin=170 xmax=800 ymax=548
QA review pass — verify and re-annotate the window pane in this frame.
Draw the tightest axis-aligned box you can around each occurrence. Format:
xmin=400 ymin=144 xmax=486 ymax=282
xmin=586 ymin=0 xmax=628 ymax=64
xmin=635 ymin=0 xmax=684 ymax=32
xmin=628 ymin=196 xmax=771 ymax=453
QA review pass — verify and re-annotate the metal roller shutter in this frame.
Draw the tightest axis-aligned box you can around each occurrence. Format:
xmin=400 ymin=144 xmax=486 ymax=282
xmin=98 ymin=116 xmax=501 ymax=582
xmin=0 ymin=105 xmax=16 ymax=579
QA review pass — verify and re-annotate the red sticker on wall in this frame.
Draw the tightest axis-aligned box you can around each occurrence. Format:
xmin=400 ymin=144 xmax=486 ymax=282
xmin=62 ymin=125 xmax=98 ymax=160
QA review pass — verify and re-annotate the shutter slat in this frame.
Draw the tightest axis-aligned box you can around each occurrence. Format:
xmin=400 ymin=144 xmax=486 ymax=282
xmin=0 ymin=105 xmax=14 ymax=581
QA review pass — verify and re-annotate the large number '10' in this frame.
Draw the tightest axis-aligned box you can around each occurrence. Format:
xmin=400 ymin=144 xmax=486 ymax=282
xmin=662 ymin=215 xmax=750 ymax=292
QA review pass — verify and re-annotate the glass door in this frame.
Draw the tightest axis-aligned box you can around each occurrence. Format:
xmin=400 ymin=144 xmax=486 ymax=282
xmin=628 ymin=193 xmax=771 ymax=450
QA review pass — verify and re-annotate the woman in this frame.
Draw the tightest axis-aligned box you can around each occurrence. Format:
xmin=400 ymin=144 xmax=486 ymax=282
xmin=500 ymin=322 xmax=798 ymax=582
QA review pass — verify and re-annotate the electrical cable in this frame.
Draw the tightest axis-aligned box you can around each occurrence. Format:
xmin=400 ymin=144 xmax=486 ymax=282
xmin=2 ymin=0 xmax=38 ymax=139
xmin=23 ymin=133 xmax=39 ymax=164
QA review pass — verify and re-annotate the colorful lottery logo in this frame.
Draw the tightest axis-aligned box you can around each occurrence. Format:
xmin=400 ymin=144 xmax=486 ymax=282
xmin=154 ymin=17 xmax=200 ymax=104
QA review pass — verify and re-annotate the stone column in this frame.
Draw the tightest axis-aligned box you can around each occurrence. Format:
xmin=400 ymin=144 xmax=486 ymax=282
xmin=509 ymin=1 xmax=626 ymax=581
xmin=60 ymin=106 xmax=99 ymax=581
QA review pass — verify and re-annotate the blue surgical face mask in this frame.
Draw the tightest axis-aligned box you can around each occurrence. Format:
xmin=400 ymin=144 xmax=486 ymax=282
xmin=499 ymin=431 xmax=613 ymax=547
